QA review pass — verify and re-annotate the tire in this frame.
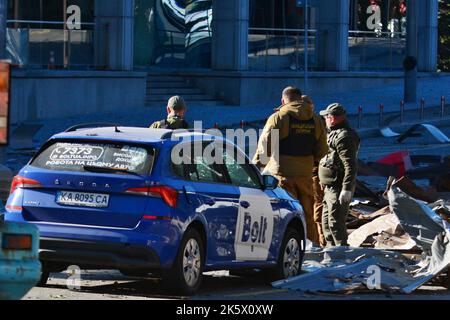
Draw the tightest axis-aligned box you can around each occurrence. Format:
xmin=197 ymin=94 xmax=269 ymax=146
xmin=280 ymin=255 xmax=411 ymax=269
xmin=163 ymin=228 xmax=205 ymax=296
xmin=37 ymin=270 xmax=50 ymax=287
xmin=268 ymin=227 xmax=304 ymax=282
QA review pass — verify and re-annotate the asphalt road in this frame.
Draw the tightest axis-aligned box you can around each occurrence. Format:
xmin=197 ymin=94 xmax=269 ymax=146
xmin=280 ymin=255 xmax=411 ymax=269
xmin=23 ymin=270 xmax=450 ymax=300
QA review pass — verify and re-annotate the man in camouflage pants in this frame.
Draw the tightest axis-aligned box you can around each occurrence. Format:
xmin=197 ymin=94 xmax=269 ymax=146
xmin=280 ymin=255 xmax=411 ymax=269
xmin=318 ymin=103 xmax=360 ymax=247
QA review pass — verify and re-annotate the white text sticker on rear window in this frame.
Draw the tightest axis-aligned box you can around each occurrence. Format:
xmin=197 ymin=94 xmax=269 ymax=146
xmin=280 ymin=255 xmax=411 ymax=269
xmin=50 ymin=144 xmax=104 ymax=161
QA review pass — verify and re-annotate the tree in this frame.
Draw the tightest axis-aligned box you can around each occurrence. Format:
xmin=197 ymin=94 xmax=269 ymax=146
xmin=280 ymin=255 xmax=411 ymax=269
xmin=438 ymin=0 xmax=450 ymax=71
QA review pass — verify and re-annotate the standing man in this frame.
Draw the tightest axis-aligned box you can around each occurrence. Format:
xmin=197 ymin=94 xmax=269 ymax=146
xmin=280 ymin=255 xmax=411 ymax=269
xmin=318 ymin=103 xmax=360 ymax=247
xmin=253 ymin=87 xmax=328 ymax=245
xmin=150 ymin=96 xmax=190 ymax=129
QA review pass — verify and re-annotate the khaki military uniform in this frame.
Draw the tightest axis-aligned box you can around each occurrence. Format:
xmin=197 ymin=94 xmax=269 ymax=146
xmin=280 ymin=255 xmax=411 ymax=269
xmin=150 ymin=116 xmax=189 ymax=130
xmin=253 ymin=97 xmax=328 ymax=245
xmin=318 ymin=121 xmax=360 ymax=246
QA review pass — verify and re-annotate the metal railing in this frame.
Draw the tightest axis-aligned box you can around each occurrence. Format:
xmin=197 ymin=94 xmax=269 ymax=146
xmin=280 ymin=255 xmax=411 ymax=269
xmin=6 ymin=20 xmax=98 ymax=70
xmin=248 ymin=27 xmax=317 ymax=72
xmin=348 ymin=30 xmax=406 ymax=71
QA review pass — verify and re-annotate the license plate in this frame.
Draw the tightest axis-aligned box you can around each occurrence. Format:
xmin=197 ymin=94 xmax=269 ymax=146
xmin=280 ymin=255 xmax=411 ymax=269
xmin=56 ymin=191 xmax=109 ymax=208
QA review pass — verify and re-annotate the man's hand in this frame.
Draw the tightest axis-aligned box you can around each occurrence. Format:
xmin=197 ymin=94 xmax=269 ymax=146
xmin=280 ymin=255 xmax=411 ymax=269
xmin=338 ymin=190 xmax=352 ymax=205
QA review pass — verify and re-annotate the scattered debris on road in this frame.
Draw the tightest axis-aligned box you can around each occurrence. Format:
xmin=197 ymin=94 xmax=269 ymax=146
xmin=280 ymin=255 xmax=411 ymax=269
xmin=273 ymin=178 xmax=450 ymax=294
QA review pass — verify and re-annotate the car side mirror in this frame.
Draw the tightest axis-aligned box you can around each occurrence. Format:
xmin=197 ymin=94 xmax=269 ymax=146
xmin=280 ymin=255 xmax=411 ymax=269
xmin=263 ymin=175 xmax=279 ymax=190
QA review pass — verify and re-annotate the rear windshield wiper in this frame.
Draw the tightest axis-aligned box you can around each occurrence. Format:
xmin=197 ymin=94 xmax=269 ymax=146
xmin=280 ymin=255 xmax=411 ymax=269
xmin=83 ymin=165 xmax=142 ymax=176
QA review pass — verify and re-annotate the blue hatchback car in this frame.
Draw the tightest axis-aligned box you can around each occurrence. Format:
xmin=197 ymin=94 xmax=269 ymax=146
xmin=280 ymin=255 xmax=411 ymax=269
xmin=5 ymin=126 xmax=306 ymax=295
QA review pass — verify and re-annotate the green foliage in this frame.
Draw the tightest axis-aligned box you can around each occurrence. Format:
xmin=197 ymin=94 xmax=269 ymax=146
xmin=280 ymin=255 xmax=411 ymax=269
xmin=439 ymin=0 xmax=450 ymax=71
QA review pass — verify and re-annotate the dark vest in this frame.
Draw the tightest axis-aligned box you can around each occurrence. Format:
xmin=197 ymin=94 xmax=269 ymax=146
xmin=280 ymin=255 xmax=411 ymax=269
xmin=280 ymin=115 xmax=316 ymax=157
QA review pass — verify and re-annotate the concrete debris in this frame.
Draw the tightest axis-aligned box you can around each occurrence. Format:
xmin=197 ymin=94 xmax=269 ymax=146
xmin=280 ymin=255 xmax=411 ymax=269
xmin=348 ymin=214 xmax=416 ymax=250
xmin=272 ymin=182 xmax=450 ymax=294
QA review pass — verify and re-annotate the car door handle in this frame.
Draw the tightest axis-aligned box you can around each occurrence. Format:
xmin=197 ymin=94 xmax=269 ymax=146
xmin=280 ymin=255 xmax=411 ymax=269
xmin=240 ymin=201 xmax=250 ymax=209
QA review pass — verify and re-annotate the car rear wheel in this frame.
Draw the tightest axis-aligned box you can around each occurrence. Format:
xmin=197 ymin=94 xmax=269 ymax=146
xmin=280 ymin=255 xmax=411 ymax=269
xmin=163 ymin=228 xmax=204 ymax=296
xmin=268 ymin=227 xmax=304 ymax=282
xmin=37 ymin=270 xmax=50 ymax=287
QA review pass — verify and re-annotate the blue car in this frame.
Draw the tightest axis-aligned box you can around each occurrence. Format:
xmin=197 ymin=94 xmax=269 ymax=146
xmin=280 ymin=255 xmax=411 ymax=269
xmin=0 ymin=215 xmax=41 ymax=300
xmin=5 ymin=126 xmax=306 ymax=295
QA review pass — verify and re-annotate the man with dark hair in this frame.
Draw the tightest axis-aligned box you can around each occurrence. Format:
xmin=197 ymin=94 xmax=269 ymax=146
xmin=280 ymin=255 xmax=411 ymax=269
xmin=150 ymin=96 xmax=190 ymax=129
xmin=282 ymin=86 xmax=303 ymax=102
xmin=253 ymin=87 xmax=328 ymax=245
xmin=318 ymin=103 xmax=360 ymax=247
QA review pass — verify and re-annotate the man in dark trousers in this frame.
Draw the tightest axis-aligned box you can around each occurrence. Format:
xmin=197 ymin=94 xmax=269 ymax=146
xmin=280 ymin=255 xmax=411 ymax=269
xmin=318 ymin=103 xmax=360 ymax=247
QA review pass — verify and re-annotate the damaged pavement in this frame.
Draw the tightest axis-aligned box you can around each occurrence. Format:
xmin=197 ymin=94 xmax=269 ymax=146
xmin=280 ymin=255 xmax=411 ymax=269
xmin=273 ymin=170 xmax=450 ymax=294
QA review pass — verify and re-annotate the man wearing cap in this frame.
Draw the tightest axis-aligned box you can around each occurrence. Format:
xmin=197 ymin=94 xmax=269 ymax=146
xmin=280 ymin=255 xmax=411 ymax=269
xmin=150 ymin=96 xmax=190 ymax=129
xmin=253 ymin=86 xmax=328 ymax=245
xmin=318 ymin=103 xmax=360 ymax=247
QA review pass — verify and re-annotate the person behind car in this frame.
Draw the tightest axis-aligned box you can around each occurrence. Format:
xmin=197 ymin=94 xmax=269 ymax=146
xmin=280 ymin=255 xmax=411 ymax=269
xmin=318 ymin=103 xmax=360 ymax=247
xmin=150 ymin=95 xmax=190 ymax=129
xmin=252 ymin=86 xmax=328 ymax=246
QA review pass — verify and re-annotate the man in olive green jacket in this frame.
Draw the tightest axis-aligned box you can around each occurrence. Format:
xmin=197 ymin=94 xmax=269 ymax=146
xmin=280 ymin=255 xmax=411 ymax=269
xmin=318 ymin=103 xmax=360 ymax=247
xmin=253 ymin=87 xmax=328 ymax=245
xmin=150 ymin=96 xmax=190 ymax=130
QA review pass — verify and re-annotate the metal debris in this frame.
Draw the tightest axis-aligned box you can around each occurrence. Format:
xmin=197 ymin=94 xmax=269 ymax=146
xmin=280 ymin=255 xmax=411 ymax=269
xmin=272 ymin=183 xmax=450 ymax=294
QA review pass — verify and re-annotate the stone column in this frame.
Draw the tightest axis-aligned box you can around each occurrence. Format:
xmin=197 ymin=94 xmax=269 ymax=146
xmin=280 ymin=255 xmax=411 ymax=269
xmin=314 ymin=0 xmax=349 ymax=71
xmin=416 ymin=0 xmax=438 ymax=72
xmin=211 ymin=0 xmax=249 ymax=71
xmin=95 ymin=0 xmax=134 ymax=71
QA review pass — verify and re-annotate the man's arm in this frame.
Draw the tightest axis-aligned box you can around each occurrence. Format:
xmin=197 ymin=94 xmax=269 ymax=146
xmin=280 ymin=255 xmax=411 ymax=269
xmin=313 ymin=116 xmax=328 ymax=162
xmin=252 ymin=114 xmax=281 ymax=167
xmin=335 ymin=133 xmax=358 ymax=192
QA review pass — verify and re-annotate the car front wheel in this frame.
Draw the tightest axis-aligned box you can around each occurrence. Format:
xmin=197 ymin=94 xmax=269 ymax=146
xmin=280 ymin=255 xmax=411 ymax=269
xmin=163 ymin=228 xmax=204 ymax=296
xmin=269 ymin=227 xmax=304 ymax=281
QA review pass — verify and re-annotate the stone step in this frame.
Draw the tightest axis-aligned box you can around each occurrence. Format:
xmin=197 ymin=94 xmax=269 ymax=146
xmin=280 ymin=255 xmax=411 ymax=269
xmin=146 ymin=100 xmax=224 ymax=107
xmin=147 ymin=87 xmax=203 ymax=95
xmin=146 ymin=94 xmax=216 ymax=101
xmin=146 ymin=75 xmax=186 ymax=82
xmin=149 ymin=81 xmax=193 ymax=89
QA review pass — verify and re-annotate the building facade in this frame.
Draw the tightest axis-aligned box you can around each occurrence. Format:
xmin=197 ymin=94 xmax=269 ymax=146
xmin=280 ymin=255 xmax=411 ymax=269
xmin=0 ymin=0 xmax=440 ymax=121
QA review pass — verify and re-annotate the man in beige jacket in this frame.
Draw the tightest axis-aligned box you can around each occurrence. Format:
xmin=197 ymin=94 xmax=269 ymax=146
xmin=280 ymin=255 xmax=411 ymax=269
xmin=253 ymin=86 xmax=328 ymax=245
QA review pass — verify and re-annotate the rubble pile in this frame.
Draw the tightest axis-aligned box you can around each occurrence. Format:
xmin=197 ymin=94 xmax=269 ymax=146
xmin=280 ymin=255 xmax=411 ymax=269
xmin=273 ymin=151 xmax=450 ymax=294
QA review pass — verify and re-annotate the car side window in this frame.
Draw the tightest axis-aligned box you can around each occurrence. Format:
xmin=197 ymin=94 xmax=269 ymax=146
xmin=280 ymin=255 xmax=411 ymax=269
xmin=222 ymin=145 xmax=261 ymax=189
xmin=172 ymin=141 xmax=226 ymax=184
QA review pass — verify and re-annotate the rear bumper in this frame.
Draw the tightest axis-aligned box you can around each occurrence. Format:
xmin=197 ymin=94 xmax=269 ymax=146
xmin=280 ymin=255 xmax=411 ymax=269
xmin=39 ymin=237 xmax=161 ymax=271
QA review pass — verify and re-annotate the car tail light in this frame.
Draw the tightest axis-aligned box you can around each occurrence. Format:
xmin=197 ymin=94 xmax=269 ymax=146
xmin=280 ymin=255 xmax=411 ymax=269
xmin=10 ymin=176 xmax=42 ymax=194
xmin=126 ymin=186 xmax=178 ymax=208
xmin=2 ymin=234 xmax=32 ymax=250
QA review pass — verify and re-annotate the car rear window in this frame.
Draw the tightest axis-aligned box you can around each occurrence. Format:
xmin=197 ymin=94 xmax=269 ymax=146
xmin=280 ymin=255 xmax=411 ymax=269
xmin=30 ymin=141 xmax=155 ymax=175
